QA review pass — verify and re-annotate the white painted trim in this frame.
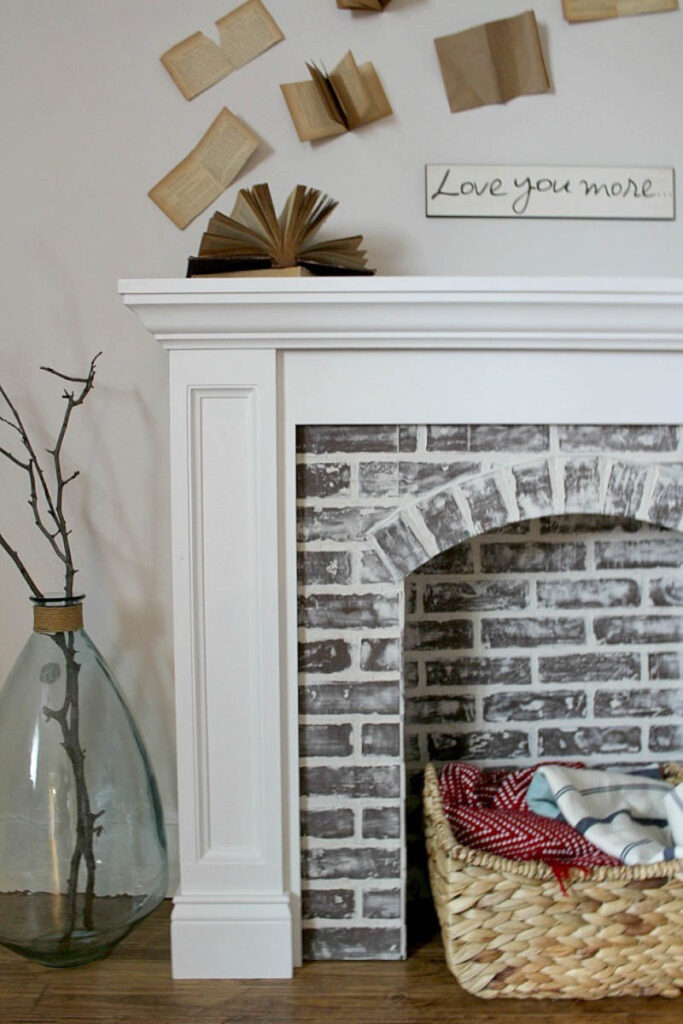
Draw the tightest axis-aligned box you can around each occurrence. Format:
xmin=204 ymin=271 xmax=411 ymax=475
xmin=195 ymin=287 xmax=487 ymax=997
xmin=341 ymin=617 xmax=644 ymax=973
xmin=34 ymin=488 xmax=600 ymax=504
xmin=120 ymin=277 xmax=683 ymax=350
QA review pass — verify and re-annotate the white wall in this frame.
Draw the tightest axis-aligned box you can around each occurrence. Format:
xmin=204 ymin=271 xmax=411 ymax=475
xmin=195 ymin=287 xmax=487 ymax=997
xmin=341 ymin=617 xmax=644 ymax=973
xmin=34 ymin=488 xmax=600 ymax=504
xmin=1 ymin=0 xmax=682 ymax=881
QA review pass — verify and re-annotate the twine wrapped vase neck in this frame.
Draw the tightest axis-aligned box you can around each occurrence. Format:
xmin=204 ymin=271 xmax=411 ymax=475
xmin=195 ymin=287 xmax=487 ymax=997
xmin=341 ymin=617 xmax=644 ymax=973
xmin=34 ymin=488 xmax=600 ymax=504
xmin=31 ymin=595 xmax=84 ymax=634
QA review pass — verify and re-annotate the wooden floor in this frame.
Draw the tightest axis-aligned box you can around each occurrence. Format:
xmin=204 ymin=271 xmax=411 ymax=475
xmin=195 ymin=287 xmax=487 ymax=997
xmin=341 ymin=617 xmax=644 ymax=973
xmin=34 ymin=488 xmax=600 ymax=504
xmin=0 ymin=900 xmax=680 ymax=1024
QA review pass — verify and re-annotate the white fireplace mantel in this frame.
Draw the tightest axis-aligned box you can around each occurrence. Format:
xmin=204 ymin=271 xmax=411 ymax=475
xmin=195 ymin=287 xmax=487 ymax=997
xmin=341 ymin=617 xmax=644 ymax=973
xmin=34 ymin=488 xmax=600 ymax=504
xmin=120 ymin=277 xmax=683 ymax=978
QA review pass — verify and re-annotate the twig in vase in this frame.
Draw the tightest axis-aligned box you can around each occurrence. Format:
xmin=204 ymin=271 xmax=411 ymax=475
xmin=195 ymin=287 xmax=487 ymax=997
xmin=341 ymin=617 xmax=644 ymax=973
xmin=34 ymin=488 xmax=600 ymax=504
xmin=0 ymin=352 xmax=101 ymax=598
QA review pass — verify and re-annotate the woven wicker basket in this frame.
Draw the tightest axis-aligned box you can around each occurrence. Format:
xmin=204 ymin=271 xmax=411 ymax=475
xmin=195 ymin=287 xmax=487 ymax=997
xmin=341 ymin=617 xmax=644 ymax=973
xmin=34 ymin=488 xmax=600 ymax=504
xmin=423 ymin=761 xmax=683 ymax=1000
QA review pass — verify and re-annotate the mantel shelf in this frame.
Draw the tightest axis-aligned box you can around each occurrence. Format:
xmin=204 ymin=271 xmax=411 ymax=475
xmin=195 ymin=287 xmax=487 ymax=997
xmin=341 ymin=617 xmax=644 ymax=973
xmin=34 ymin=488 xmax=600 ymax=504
xmin=120 ymin=276 xmax=683 ymax=349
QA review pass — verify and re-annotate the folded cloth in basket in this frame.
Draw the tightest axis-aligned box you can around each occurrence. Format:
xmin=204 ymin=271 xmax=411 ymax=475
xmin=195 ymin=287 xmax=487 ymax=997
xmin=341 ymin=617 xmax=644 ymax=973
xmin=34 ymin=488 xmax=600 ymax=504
xmin=438 ymin=762 xmax=618 ymax=872
xmin=526 ymin=764 xmax=683 ymax=865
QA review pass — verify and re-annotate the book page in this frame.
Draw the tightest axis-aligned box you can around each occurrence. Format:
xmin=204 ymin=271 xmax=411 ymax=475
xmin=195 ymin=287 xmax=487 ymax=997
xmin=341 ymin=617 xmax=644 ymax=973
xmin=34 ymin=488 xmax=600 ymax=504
xmin=216 ymin=0 xmax=284 ymax=69
xmin=562 ymin=0 xmax=677 ymax=20
xmin=160 ymin=32 xmax=234 ymax=100
xmin=356 ymin=63 xmax=393 ymax=124
xmin=486 ymin=11 xmax=550 ymax=104
xmin=434 ymin=11 xmax=549 ymax=114
xmin=148 ymin=108 xmax=259 ymax=229
xmin=329 ymin=51 xmax=371 ymax=128
xmin=280 ymin=80 xmax=347 ymax=141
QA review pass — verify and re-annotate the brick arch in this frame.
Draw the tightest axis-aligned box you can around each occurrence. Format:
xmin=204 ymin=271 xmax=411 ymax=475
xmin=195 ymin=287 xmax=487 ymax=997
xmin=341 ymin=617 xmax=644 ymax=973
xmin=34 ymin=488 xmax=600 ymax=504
xmin=370 ymin=455 xmax=683 ymax=580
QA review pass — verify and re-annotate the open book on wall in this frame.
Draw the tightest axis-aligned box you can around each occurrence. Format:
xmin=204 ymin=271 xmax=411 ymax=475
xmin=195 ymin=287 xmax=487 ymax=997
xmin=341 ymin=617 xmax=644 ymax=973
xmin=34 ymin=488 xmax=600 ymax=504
xmin=187 ymin=183 xmax=375 ymax=276
xmin=280 ymin=51 xmax=392 ymax=142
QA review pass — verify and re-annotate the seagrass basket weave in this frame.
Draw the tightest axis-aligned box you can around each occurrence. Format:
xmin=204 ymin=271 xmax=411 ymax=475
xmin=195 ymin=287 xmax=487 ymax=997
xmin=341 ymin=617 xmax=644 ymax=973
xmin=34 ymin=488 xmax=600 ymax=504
xmin=423 ymin=761 xmax=683 ymax=1000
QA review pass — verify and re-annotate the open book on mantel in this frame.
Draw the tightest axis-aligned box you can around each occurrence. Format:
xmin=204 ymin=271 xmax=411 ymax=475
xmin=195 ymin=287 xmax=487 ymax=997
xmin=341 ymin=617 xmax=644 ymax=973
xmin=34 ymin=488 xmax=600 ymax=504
xmin=187 ymin=183 xmax=375 ymax=277
xmin=280 ymin=50 xmax=392 ymax=142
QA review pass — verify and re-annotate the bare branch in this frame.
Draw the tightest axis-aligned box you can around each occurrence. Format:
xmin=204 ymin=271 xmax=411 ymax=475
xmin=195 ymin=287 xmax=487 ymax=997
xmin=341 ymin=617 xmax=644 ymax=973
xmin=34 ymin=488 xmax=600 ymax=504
xmin=0 ymin=445 xmax=30 ymax=471
xmin=0 ymin=353 xmax=100 ymax=598
xmin=0 ymin=531 xmax=43 ymax=597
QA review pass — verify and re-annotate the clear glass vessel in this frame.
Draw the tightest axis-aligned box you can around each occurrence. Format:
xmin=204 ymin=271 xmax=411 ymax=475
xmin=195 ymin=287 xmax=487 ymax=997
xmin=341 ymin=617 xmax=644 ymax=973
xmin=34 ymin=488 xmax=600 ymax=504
xmin=0 ymin=597 xmax=167 ymax=967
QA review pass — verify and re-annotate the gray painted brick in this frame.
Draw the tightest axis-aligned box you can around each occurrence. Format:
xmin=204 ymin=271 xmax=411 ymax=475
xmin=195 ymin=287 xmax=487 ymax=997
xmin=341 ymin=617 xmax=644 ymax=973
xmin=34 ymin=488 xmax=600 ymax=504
xmin=298 ymin=507 xmax=362 ymax=543
xmin=649 ymin=651 xmax=682 ymax=680
xmin=539 ymin=726 xmax=641 ymax=756
xmin=360 ymin=638 xmax=400 ymax=672
xmin=399 ymin=425 xmax=418 ymax=452
xmin=428 ymin=730 xmax=529 ymax=762
xmin=484 ymin=690 xmax=587 ymax=722
xmin=406 ymin=695 xmax=476 ymax=725
xmin=360 ymin=550 xmax=395 ymax=583
xmin=359 ymin=462 xmax=399 ymax=498
xmin=298 ymin=639 xmax=352 ymax=674
xmin=469 ymin=425 xmax=550 ymax=451
xmin=604 ymin=462 xmax=650 ymax=518
xmin=558 ymin=426 xmax=678 ymax=452
xmin=482 ymin=617 xmax=585 ymax=648
xmin=461 ymin=474 xmax=510 ymax=534
xmin=425 ymin=656 xmax=532 ymax=687
xmin=594 ymin=615 xmax=683 ymax=645
xmin=399 ymin=461 xmax=480 ymax=497
xmin=405 ymin=733 xmax=421 ymax=762
xmin=299 ymin=592 xmax=400 ymax=629
xmin=537 ymin=578 xmax=641 ymax=609
xmin=404 ymin=619 xmax=473 ymax=651
xmin=302 ymin=848 xmax=401 ymax=880
xmin=405 ymin=580 xmax=417 ymax=616
xmin=540 ymin=514 xmax=641 ymax=534
xmin=426 ymin=425 xmax=467 ymax=451
xmin=650 ymin=725 xmax=683 ymax=752
xmin=300 ymin=765 xmax=400 ymax=799
xmin=299 ymin=681 xmax=400 ymax=716
xmin=423 ymin=580 xmax=529 ymax=612
xmin=596 ymin=539 xmax=683 ymax=569
xmin=299 ymin=723 xmax=353 ymax=758
xmin=372 ymin=515 xmax=430 ymax=577
xmin=539 ymin=652 xmax=641 ymax=684
xmin=297 ymin=462 xmax=351 ymax=499
xmin=594 ymin=689 xmax=683 ymax=718
xmin=418 ymin=546 xmax=474 ymax=575
xmin=563 ymin=457 xmax=601 ymax=513
xmin=301 ymin=808 xmax=355 ymax=839
xmin=302 ymin=926 xmax=401 ymax=960
xmin=297 ymin=425 xmax=398 ymax=454
xmin=298 ymin=550 xmax=353 ymax=586
xmin=649 ymin=578 xmax=683 ymax=606
xmin=403 ymin=661 xmax=419 ymax=689
xmin=513 ymin=461 xmax=555 ymax=520
xmin=363 ymin=889 xmax=402 ymax=920
xmin=648 ymin=464 xmax=683 ymax=530
xmin=362 ymin=723 xmax=401 ymax=756
xmin=417 ymin=489 xmax=469 ymax=551
xmin=480 ymin=542 xmax=586 ymax=573
xmin=302 ymin=889 xmax=355 ymax=919
xmin=362 ymin=806 xmax=401 ymax=839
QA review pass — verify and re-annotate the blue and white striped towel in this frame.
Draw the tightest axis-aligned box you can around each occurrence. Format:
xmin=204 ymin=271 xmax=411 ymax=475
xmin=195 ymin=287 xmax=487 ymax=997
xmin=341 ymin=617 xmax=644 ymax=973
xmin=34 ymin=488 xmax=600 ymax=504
xmin=527 ymin=765 xmax=683 ymax=865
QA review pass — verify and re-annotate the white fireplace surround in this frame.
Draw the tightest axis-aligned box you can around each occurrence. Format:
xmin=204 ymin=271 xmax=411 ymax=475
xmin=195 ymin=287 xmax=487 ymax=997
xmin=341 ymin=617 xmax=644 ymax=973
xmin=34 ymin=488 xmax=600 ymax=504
xmin=120 ymin=277 xmax=683 ymax=979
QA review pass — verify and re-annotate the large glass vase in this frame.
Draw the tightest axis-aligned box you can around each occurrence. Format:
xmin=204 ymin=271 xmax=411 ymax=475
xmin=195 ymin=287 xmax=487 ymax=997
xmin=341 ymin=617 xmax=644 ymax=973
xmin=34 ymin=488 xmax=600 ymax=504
xmin=0 ymin=596 xmax=167 ymax=967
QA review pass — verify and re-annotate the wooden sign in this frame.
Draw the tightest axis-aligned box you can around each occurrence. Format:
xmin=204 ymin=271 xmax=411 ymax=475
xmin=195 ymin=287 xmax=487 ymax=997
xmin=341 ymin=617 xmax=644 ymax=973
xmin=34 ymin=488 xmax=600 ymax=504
xmin=426 ymin=165 xmax=675 ymax=220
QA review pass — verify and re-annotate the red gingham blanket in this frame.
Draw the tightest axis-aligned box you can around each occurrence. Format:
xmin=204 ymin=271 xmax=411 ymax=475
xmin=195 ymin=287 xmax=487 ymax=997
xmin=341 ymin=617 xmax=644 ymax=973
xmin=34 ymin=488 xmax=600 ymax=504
xmin=438 ymin=762 xmax=619 ymax=874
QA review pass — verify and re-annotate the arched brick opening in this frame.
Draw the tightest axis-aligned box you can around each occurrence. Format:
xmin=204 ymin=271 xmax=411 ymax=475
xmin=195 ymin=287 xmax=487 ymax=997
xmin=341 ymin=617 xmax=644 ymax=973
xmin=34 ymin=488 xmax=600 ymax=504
xmin=369 ymin=455 xmax=683 ymax=577
xmin=368 ymin=455 xmax=683 ymax=948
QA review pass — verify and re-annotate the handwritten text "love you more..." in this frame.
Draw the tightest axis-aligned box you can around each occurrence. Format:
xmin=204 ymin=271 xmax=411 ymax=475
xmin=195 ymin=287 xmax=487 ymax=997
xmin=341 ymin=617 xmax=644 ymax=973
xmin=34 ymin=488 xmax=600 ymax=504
xmin=426 ymin=165 xmax=675 ymax=220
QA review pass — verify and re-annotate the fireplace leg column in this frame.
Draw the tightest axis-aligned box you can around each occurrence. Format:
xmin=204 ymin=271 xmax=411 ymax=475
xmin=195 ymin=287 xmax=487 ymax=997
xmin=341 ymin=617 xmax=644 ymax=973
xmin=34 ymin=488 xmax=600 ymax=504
xmin=167 ymin=348 xmax=293 ymax=978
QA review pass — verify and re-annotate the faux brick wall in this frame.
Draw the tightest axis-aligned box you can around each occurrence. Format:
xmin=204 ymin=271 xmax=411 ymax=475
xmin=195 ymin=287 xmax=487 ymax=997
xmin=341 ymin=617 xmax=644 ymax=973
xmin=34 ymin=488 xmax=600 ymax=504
xmin=296 ymin=424 xmax=683 ymax=960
